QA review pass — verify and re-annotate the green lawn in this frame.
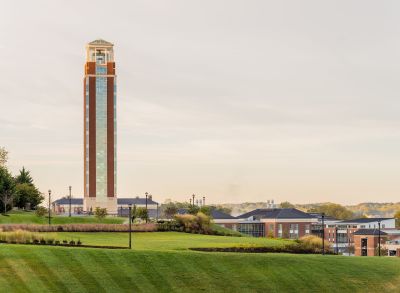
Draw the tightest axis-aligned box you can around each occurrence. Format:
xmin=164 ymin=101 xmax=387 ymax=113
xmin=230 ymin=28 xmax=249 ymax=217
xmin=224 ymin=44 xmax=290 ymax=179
xmin=0 ymin=211 xmax=125 ymax=224
xmin=54 ymin=231 xmax=291 ymax=250
xmin=0 ymin=241 xmax=399 ymax=293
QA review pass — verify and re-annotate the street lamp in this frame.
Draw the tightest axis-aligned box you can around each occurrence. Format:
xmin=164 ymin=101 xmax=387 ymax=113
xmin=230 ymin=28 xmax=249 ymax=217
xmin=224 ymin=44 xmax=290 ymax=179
xmin=128 ymin=204 xmax=132 ymax=249
xmin=145 ymin=192 xmax=148 ymax=223
xmin=203 ymin=196 xmax=205 ymax=206
xmin=378 ymin=219 xmax=381 ymax=257
xmin=347 ymin=227 xmax=351 ymax=256
xmin=321 ymin=213 xmax=325 ymax=255
xmin=68 ymin=186 xmax=72 ymax=217
xmin=335 ymin=225 xmax=338 ymax=255
xmin=48 ymin=189 xmax=52 ymax=225
xmin=192 ymin=194 xmax=195 ymax=206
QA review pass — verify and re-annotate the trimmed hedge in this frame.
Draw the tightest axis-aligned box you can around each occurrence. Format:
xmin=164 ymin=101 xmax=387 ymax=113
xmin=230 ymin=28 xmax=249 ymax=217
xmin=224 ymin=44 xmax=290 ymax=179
xmin=189 ymin=244 xmax=333 ymax=254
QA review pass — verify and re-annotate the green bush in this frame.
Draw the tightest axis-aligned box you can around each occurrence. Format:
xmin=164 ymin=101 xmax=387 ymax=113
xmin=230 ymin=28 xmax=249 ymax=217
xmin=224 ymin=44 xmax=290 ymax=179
xmin=35 ymin=207 xmax=47 ymax=217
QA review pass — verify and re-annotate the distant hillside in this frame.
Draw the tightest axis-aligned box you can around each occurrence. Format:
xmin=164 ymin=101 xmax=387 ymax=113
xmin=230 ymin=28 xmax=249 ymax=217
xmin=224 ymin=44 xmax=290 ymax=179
xmin=217 ymin=202 xmax=400 ymax=218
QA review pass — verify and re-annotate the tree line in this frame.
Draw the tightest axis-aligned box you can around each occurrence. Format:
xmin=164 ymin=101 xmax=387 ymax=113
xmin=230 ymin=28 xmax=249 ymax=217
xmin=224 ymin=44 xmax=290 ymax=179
xmin=0 ymin=147 xmax=44 ymax=214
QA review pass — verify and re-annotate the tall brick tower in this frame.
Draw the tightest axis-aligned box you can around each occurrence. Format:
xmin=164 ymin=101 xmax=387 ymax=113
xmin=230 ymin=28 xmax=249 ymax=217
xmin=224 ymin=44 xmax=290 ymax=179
xmin=83 ymin=39 xmax=117 ymax=213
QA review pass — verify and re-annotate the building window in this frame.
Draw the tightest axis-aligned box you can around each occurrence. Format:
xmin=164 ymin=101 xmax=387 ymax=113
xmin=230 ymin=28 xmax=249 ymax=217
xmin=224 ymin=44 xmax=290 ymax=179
xmin=305 ymin=224 xmax=310 ymax=234
xmin=278 ymin=224 xmax=283 ymax=238
xmin=289 ymin=224 xmax=299 ymax=239
xmin=237 ymin=223 xmax=265 ymax=237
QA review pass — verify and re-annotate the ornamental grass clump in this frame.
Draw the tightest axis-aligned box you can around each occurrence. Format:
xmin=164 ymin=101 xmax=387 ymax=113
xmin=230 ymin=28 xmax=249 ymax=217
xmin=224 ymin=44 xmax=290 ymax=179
xmin=291 ymin=235 xmax=332 ymax=254
xmin=0 ymin=230 xmax=55 ymax=244
xmin=174 ymin=212 xmax=212 ymax=234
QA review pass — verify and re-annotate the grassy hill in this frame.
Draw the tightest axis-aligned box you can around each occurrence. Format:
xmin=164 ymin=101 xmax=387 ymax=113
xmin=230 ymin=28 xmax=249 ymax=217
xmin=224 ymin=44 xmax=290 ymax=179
xmin=0 ymin=232 xmax=399 ymax=292
xmin=0 ymin=211 xmax=125 ymax=224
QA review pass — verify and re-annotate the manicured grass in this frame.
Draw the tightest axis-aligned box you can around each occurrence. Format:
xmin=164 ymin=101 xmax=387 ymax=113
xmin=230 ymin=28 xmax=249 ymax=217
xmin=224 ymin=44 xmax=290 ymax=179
xmin=55 ymin=231 xmax=292 ymax=250
xmin=0 ymin=210 xmax=125 ymax=224
xmin=0 ymin=243 xmax=399 ymax=292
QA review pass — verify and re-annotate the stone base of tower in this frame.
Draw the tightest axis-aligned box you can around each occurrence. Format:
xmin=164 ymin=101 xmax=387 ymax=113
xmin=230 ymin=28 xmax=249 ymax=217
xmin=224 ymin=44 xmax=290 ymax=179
xmin=84 ymin=197 xmax=118 ymax=214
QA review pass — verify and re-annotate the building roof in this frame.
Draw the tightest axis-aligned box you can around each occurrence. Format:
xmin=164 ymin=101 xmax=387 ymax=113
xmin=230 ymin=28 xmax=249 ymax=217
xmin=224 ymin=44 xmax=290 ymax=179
xmin=88 ymin=39 xmax=113 ymax=46
xmin=307 ymin=213 xmax=338 ymax=221
xmin=338 ymin=218 xmax=393 ymax=224
xmin=210 ymin=209 xmax=236 ymax=219
xmin=237 ymin=208 xmax=315 ymax=219
xmin=353 ymin=229 xmax=387 ymax=236
xmin=53 ymin=197 xmax=158 ymax=205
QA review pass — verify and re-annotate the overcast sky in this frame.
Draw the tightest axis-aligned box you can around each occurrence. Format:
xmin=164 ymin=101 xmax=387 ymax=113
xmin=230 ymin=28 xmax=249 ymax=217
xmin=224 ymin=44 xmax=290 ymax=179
xmin=1 ymin=0 xmax=400 ymax=204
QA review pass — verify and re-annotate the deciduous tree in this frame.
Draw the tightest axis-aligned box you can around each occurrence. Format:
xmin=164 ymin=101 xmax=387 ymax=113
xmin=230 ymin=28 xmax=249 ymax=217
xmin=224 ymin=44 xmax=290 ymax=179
xmin=0 ymin=147 xmax=8 ymax=167
xmin=0 ymin=167 xmax=16 ymax=214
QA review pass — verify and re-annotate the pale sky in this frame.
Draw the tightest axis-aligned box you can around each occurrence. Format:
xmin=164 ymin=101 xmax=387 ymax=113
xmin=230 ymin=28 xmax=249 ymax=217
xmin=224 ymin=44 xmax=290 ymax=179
xmin=1 ymin=0 xmax=400 ymax=204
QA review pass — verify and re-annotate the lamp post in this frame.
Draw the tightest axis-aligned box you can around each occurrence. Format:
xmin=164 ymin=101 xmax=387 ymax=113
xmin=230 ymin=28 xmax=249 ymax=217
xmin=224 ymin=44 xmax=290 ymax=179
xmin=192 ymin=194 xmax=195 ymax=206
xmin=128 ymin=204 xmax=132 ymax=249
xmin=347 ymin=227 xmax=351 ymax=256
xmin=48 ymin=190 xmax=51 ymax=225
xmin=145 ymin=192 xmax=148 ymax=223
xmin=378 ymin=219 xmax=381 ymax=257
xmin=335 ymin=225 xmax=338 ymax=255
xmin=68 ymin=186 xmax=72 ymax=217
xmin=321 ymin=213 xmax=325 ymax=255
xmin=156 ymin=203 xmax=159 ymax=221
xmin=203 ymin=196 xmax=205 ymax=206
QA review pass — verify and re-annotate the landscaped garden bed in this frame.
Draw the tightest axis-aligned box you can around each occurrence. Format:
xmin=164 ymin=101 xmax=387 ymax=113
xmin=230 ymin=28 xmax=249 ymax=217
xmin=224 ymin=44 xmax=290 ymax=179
xmin=0 ymin=230 xmax=129 ymax=249
xmin=189 ymin=235 xmax=333 ymax=254
xmin=0 ymin=223 xmax=157 ymax=232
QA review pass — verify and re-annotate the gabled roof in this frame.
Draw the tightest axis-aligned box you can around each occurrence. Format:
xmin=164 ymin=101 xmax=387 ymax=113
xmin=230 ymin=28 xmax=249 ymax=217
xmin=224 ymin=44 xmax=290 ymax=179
xmin=210 ymin=209 xmax=236 ymax=219
xmin=117 ymin=198 xmax=158 ymax=205
xmin=237 ymin=208 xmax=315 ymax=219
xmin=53 ymin=198 xmax=83 ymax=205
xmin=88 ymin=39 xmax=113 ymax=46
xmin=53 ymin=197 xmax=158 ymax=205
xmin=338 ymin=218 xmax=393 ymax=224
xmin=353 ymin=229 xmax=387 ymax=236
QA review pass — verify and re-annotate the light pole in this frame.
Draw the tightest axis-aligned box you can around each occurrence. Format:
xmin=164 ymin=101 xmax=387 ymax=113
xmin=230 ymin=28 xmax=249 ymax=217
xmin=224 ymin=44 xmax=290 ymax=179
xmin=378 ymin=219 xmax=381 ymax=257
xmin=156 ymin=203 xmax=159 ymax=221
xmin=321 ymin=213 xmax=325 ymax=255
xmin=192 ymin=194 xmax=195 ymax=206
xmin=145 ymin=192 xmax=148 ymax=223
xmin=347 ymin=227 xmax=351 ymax=256
xmin=128 ymin=204 xmax=132 ymax=249
xmin=48 ymin=190 xmax=51 ymax=225
xmin=68 ymin=186 xmax=72 ymax=217
xmin=203 ymin=196 xmax=205 ymax=206
xmin=335 ymin=225 xmax=338 ymax=255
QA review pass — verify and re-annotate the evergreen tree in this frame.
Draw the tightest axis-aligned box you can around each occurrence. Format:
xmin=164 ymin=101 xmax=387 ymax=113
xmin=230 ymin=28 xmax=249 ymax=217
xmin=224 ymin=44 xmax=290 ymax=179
xmin=15 ymin=167 xmax=34 ymax=185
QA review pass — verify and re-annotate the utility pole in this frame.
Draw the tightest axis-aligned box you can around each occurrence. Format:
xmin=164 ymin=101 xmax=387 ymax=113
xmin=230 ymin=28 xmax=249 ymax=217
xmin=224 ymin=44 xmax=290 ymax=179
xmin=69 ymin=186 xmax=72 ymax=217
xmin=48 ymin=190 xmax=52 ymax=225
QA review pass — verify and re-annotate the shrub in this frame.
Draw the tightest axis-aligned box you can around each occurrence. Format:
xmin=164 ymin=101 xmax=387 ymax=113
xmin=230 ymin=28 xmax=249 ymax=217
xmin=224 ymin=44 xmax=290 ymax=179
xmin=94 ymin=207 xmax=107 ymax=221
xmin=0 ymin=223 xmax=157 ymax=232
xmin=35 ymin=206 xmax=47 ymax=217
xmin=174 ymin=212 xmax=211 ymax=234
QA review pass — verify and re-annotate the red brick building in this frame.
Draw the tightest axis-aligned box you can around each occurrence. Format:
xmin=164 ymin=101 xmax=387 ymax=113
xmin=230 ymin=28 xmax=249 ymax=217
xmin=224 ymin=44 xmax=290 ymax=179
xmin=353 ymin=229 xmax=387 ymax=256
xmin=213 ymin=208 xmax=317 ymax=239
